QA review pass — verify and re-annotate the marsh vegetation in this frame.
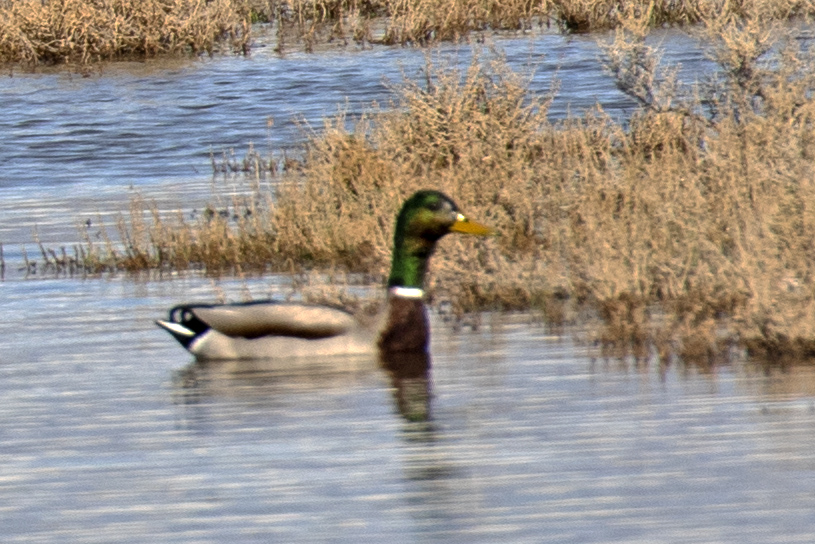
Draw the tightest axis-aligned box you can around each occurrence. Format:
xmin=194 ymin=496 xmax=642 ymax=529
xmin=3 ymin=0 xmax=815 ymax=63
xmin=8 ymin=2 xmax=815 ymax=361
xmin=29 ymin=6 xmax=812 ymax=361
xmin=0 ymin=0 xmax=252 ymax=65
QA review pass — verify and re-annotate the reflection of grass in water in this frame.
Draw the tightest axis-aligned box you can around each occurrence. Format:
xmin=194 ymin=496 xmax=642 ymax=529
xmin=37 ymin=15 xmax=815 ymax=359
xmin=4 ymin=0 xmax=815 ymax=63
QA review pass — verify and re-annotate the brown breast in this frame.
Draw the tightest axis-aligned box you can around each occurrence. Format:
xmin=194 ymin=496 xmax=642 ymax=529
xmin=377 ymin=297 xmax=429 ymax=353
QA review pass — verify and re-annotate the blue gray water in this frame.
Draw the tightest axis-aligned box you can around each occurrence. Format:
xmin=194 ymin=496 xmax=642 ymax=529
xmin=2 ymin=26 xmax=815 ymax=543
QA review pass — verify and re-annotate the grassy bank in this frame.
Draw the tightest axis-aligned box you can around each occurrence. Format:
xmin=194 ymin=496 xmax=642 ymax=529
xmin=0 ymin=0 xmax=252 ymax=64
xmin=3 ymin=0 xmax=815 ymax=64
xmin=53 ymin=14 xmax=815 ymax=361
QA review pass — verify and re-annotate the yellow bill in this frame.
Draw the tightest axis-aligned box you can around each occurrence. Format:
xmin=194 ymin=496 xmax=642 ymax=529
xmin=450 ymin=213 xmax=495 ymax=236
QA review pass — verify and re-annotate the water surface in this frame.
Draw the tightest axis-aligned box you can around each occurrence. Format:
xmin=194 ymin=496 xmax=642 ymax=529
xmin=3 ymin=277 xmax=815 ymax=542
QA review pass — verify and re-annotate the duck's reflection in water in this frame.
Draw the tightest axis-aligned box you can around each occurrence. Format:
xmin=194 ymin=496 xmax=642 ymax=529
xmin=379 ymin=350 xmax=432 ymax=423
xmin=172 ymin=350 xmax=433 ymax=423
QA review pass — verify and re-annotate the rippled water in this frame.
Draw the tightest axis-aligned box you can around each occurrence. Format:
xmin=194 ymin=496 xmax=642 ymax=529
xmin=2 ymin=27 xmax=815 ymax=543
xmin=4 ymin=277 xmax=815 ymax=542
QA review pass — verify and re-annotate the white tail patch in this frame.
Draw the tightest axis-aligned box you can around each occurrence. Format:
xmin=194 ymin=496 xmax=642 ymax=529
xmin=157 ymin=320 xmax=195 ymax=337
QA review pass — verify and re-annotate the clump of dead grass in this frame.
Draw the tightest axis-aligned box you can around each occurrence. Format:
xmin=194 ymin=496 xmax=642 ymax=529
xmin=551 ymin=0 xmax=815 ymax=33
xmin=373 ymin=0 xmax=546 ymax=45
xmin=5 ymin=0 xmax=815 ymax=64
xmin=268 ymin=0 xmax=815 ymax=51
xmin=0 ymin=0 xmax=251 ymax=65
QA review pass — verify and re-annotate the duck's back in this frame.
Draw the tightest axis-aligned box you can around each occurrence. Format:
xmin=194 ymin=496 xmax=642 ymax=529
xmin=192 ymin=302 xmax=359 ymax=339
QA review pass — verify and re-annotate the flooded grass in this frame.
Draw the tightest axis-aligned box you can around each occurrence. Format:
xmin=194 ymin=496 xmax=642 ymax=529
xmin=3 ymin=0 xmax=815 ymax=63
xmin=42 ymin=13 xmax=815 ymax=360
xmin=0 ymin=0 xmax=252 ymax=65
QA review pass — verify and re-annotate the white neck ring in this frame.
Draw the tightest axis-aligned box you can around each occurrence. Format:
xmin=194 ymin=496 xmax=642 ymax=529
xmin=389 ymin=286 xmax=425 ymax=299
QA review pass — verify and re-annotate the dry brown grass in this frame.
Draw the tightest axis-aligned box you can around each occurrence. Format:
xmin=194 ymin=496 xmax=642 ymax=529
xmin=0 ymin=0 xmax=251 ymax=64
xmin=551 ymin=0 xmax=815 ymax=33
xmin=4 ymin=0 xmax=815 ymax=63
xmin=269 ymin=0 xmax=815 ymax=49
xmin=30 ymin=10 xmax=815 ymax=361
xmin=372 ymin=0 xmax=545 ymax=44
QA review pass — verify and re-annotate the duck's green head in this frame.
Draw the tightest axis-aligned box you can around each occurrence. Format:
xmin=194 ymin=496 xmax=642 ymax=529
xmin=387 ymin=190 xmax=493 ymax=290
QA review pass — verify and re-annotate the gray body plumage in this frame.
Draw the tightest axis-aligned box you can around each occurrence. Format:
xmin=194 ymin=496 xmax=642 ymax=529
xmin=156 ymin=300 xmax=386 ymax=361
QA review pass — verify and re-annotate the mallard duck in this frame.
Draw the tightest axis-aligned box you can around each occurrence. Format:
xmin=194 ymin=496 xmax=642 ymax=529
xmin=156 ymin=190 xmax=493 ymax=361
